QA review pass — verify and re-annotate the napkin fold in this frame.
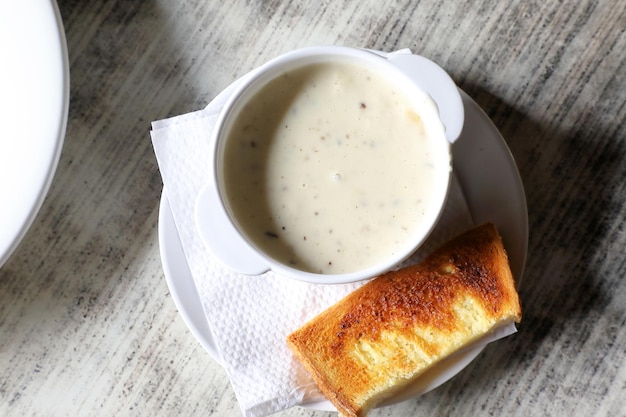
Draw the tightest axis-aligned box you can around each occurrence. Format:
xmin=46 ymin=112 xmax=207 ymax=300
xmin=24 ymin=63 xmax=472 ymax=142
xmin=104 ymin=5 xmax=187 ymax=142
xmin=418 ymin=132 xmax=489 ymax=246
xmin=150 ymin=50 xmax=514 ymax=417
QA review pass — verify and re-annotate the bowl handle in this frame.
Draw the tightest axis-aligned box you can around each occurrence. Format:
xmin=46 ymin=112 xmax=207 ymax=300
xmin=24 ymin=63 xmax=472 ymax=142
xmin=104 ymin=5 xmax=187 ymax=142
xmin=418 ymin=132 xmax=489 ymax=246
xmin=195 ymin=184 xmax=270 ymax=275
xmin=387 ymin=53 xmax=464 ymax=144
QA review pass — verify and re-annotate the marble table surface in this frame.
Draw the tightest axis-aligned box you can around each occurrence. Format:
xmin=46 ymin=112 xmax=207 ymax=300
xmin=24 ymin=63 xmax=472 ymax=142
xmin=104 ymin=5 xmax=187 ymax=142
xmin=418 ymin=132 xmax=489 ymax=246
xmin=1 ymin=0 xmax=625 ymax=416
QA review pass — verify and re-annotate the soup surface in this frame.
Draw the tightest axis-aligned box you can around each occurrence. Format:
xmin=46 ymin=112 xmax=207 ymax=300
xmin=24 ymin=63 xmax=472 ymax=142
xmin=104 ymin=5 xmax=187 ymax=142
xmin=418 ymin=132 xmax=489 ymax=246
xmin=222 ymin=59 xmax=448 ymax=274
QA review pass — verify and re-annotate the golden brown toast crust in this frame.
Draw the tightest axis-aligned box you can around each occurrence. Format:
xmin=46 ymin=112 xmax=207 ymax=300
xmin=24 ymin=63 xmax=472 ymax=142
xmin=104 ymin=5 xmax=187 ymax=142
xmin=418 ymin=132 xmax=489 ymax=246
xmin=286 ymin=223 xmax=522 ymax=417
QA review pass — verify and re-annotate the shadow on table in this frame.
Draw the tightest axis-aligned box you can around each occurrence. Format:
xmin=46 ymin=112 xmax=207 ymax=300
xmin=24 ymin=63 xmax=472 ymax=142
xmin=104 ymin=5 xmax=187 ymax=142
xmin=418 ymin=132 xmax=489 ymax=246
xmin=469 ymin=82 xmax=623 ymax=335
xmin=420 ymin=82 xmax=624 ymax=404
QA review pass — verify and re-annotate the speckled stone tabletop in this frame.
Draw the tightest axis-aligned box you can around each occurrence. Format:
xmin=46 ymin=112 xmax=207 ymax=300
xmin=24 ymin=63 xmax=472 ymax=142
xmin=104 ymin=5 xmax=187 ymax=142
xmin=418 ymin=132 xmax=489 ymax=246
xmin=1 ymin=0 xmax=625 ymax=416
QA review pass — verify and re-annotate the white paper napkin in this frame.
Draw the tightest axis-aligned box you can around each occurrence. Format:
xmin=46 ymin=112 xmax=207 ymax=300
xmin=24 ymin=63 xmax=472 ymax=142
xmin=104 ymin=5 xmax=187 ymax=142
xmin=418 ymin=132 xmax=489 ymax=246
xmin=150 ymin=50 xmax=514 ymax=417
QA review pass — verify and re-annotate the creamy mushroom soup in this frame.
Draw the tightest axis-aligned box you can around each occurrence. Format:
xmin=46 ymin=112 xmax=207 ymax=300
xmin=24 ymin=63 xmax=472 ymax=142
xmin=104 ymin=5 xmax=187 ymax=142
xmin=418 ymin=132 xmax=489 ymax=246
xmin=221 ymin=59 xmax=449 ymax=274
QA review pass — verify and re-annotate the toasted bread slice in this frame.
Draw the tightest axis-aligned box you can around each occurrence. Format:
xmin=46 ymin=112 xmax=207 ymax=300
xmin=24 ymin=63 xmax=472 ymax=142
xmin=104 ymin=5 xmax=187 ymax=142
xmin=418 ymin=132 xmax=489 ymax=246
xmin=287 ymin=223 xmax=521 ymax=417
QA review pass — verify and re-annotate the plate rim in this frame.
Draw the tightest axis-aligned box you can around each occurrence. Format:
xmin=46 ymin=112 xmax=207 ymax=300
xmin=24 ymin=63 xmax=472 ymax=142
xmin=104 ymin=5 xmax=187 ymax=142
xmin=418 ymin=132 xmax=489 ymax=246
xmin=157 ymin=88 xmax=528 ymax=410
xmin=0 ymin=0 xmax=70 ymax=268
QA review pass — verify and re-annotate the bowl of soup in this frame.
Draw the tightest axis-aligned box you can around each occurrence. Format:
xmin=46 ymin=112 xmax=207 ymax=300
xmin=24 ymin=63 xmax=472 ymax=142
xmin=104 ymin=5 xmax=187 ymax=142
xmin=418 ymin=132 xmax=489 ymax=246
xmin=195 ymin=46 xmax=463 ymax=284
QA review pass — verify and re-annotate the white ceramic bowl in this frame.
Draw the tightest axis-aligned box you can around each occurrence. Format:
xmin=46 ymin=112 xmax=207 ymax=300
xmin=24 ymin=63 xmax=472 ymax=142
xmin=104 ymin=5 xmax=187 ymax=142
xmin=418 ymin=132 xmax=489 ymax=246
xmin=195 ymin=46 xmax=463 ymax=284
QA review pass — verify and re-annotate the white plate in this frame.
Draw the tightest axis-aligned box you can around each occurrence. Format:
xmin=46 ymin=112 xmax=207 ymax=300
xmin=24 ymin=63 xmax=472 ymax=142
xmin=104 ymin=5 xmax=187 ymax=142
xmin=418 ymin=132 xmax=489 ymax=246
xmin=158 ymin=90 xmax=528 ymax=409
xmin=0 ymin=1 xmax=69 ymax=267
